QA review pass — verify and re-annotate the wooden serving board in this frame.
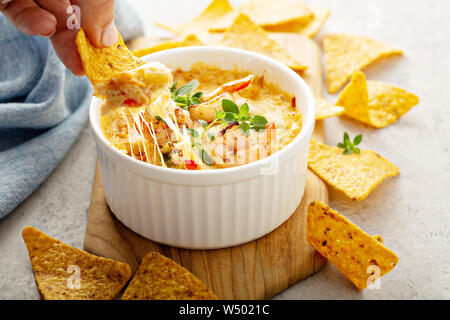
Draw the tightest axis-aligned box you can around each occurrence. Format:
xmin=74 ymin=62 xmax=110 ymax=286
xmin=84 ymin=33 xmax=328 ymax=300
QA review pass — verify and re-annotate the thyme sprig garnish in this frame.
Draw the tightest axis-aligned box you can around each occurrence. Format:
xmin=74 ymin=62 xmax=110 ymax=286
xmin=179 ymin=81 xmax=268 ymax=166
xmin=196 ymin=99 xmax=269 ymax=144
xmin=338 ymin=132 xmax=363 ymax=154
xmin=170 ymin=80 xmax=203 ymax=110
xmin=220 ymin=99 xmax=268 ymax=136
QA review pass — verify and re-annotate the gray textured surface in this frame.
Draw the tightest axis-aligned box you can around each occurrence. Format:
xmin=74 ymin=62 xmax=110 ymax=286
xmin=0 ymin=124 xmax=96 ymax=299
xmin=1 ymin=0 xmax=449 ymax=299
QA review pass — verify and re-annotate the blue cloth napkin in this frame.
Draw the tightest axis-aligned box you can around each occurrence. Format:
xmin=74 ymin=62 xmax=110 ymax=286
xmin=0 ymin=0 xmax=143 ymax=219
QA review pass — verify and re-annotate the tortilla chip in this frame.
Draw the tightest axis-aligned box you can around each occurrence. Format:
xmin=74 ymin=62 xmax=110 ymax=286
xmin=307 ymin=201 xmax=399 ymax=290
xmin=22 ymin=226 xmax=131 ymax=300
xmin=219 ymin=14 xmax=307 ymax=71
xmin=308 ymin=139 xmax=399 ymax=200
xmin=373 ymin=235 xmax=384 ymax=244
xmin=264 ymin=6 xmax=330 ymax=38
xmin=323 ymin=34 xmax=403 ymax=93
xmin=335 ymin=71 xmax=370 ymax=124
xmin=121 ymin=252 xmax=217 ymax=300
xmin=315 ymin=96 xmax=344 ymax=120
xmin=239 ymin=0 xmax=313 ymax=27
xmin=210 ymin=0 xmax=313 ymax=32
xmin=132 ymin=35 xmax=204 ymax=58
xmin=337 ymin=71 xmax=420 ymax=128
xmin=156 ymin=0 xmax=233 ymax=36
xmin=76 ymin=28 xmax=144 ymax=85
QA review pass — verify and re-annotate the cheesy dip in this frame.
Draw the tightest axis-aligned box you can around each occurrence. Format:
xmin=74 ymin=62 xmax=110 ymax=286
xmin=99 ymin=62 xmax=302 ymax=170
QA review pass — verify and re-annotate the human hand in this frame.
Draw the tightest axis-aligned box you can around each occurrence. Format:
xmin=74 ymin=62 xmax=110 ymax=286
xmin=0 ymin=0 xmax=117 ymax=75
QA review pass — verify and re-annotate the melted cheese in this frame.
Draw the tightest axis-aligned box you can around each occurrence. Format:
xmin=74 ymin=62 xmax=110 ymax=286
xmin=100 ymin=63 xmax=302 ymax=170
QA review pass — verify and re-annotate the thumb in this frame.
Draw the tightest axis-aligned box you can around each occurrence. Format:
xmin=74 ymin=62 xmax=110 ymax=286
xmin=75 ymin=0 xmax=116 ymax=47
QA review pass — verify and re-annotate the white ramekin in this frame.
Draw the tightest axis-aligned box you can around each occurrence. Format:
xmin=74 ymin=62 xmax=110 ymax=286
xmin=90 ymin=46 xmax=315 ymax=249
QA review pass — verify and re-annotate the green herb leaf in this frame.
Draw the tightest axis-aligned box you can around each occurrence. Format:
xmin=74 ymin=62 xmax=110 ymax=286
xmin=353 ymin=134 xmax=363 ymax=145
xmin=171 ymin=80 xmax=203 ymax=109
xmin=207 ymin=132 xmax=215 ymax=141
xmin=224 ymin=112 xmax=236 ymax=122
xmin=199 ymin=149 xmax=213 ymax=166
xmin=338 ymin=132 xmax=363 ymax=155
xmin=344 ymin=132 xmax=350 ymax=143
xmin=251 ymin=115 xmax=268 ymax=128
xmin=175 ymin=79 xmax=199 ymax=97
xmin=191 ymin=96 xmax=202 ymax=105
xmin=175 ymin=96 xmax=186 ymax=103
xmin=239 ymin=122 xmax=250 ymax=136
xmin=198 ymin=119 xmax=208 ymax=129
xmin=192 ymin=92 xmax=203 ymax=99
xmin=187 ymin=128 xmax=199 ymax=138
xmin=170 ymin=81 xmax=177 ymax=94
xmin=239 ymin=103 xmax=249 ymax=117
xmin=215 ymin=110 xmax=226 ymax=120
xmin=222 ymin=99 xmax=240 ymax=114
xmin=343 ymin=148 xmax=352 ymax=155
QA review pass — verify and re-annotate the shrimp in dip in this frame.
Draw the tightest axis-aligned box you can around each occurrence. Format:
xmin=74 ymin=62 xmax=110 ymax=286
xmin=99 ymin=63 xmax=302 ymax=170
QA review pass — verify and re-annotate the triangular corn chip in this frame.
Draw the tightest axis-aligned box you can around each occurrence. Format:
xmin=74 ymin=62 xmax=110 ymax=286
xmin=122 ymin=252 xmax=217 ymax=300
xmin=307 ymin=201 xmax=399 ymax=290
xmin=156 ymin=0 xmax=233 ymax=36
xmin=323 ymin=34 xmax=403 ymax=93
xmin=315 ymin=96 xmax=344 ymax=120
xmin=22 ymin=226 xmax=131 ymax=300
xmin=336 ymin=71 xmax=370 ymax=123
xmin=210 ymin=0 xmax=313 ymax=32
xmin=237 ymin=0 xmax=313 ymax=27
xmin=132 ymin=34 xmax=204 ymax=58
xmin=264 ymin=6 xmax=330 ymax=38
xmin=373 ymin=235 xmax=384 ymax=244
xmin=219 ymin=14 xmax=307 ymax=71
xmin=308 ymin=139 xmax=399 ymax=200
xmin=75 ymin=28 xmax=144 ymax=85
xmin=337 ymin=71 xmax=420 ymax=128
xmin=366 ymin=78 xmax=420 ymax=128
